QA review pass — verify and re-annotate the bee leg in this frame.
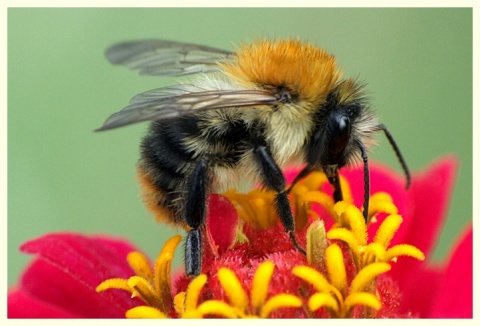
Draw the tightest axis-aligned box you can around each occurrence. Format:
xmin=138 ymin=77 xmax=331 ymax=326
xmin=184 ymin=158 xmax=211 ymax=277
xmin=326 ymin=167 xmax=343 ymax=203
xmin=286 ymin=164 xmax=314 ymax=194
xmin=255 ymin=146 xmax=306 ymax=255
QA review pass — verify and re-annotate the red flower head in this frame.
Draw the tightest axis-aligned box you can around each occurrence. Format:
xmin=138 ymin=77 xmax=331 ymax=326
xmin=8 ymin=156 xmax=472 ymax=318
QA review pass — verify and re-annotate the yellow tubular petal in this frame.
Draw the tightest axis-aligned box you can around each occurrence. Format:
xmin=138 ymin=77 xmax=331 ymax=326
xmin=326 ymin=244 xmax=347 ymax=293
xmin=308 ymin=292 xmax=339 ymax=313
xmin=385 ymin=244 xmax=425 ymax=262
xmin=125 ymin=306 xmax=168 ymax=318
xmin=301 ymin=171 xmax=328 ymax=190
xmin=194 ymin=300 xmax=241 ymax=318
xmin=218 ymin=268 xmax=248 ymax=311
xmin=327 ymin=228 xmax=359 ymax=252
xmin=350 ymin=263 xmax=391 ymax=293
xmin=362 ymin=243 xmax=386 ymax=266
xmin=374 ymin=214 xmax=403 ymax=248
xmin=155 ymin=255 xmax=173 ymax=310
xmin=306 ymin=219 xmax=327 ymax=270
xmin=127 ymin=276 xmax=161 ymax=308
xmin=368 ymin=192 xmax=397 ymax=217
xmin=251 ymin=261 xmax=275 ymax=312
xmin=343 ymin=204 xmax=367 ymax=246
xmin=154 ymin=235 xmax=182 ymax=311
xmin=343 ymin=292 xmax=381 ymax=313
xmin=185 ymin=274 xmax=208 ymax=311
xmin=368 ymin=200 xmax=398 ymax=219
xmin=260 ymin=294 xmax=303 ymax=318
xmin=127 ymin=251 xmax=154 ymax=281
xmin=338 ymin=175 xmax=353 ymax=203
xmin=173 ymin=292 xmax=186 ymax=315
xmin=292 ymin=265 xmax=332 ymax=293
xmin=301 ymin=191 xmax=335 ymax=216
xmin=96 ymin=278 xmax=131 ymax=293
xmin=333 ymin=201 xmax=349 ymax=223
xmin=369 ymin=192 xmax=393 ymax=203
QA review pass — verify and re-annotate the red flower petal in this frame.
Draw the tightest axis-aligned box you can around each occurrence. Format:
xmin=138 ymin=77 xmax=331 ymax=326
xmin=429 ymin=225 xmax=473 ymax=318
xmin=8 ymin=287 xmax=77 ymax=318
xmin=389 ymin=157 xmax=458 ymax=296
xmin=8 ymin=233 xmax=143 ymax=318
xmin=206 ymin=194 xmax=238 ymax=254
xmin=395 ymin=155 xmax=458 ymax=257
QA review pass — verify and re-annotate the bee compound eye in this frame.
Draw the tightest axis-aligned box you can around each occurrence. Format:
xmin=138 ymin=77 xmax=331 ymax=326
xmin=329 ymin=115 xmax=351 ymax=155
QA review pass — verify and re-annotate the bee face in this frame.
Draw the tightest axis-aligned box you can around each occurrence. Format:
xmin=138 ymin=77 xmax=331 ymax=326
xmin=98 ymin=38 xmax=410 ymax=276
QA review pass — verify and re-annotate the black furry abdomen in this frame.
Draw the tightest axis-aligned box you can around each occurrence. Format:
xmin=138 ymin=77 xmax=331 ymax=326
xmin=137 ymin=112 xmax=251 ymax=225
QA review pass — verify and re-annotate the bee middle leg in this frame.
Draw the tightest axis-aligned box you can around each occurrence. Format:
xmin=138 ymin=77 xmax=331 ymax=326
xmin=254 ymin=145 xmax=306 ymax=255
xmin=184 ymin=157 xmax=211 ymax=277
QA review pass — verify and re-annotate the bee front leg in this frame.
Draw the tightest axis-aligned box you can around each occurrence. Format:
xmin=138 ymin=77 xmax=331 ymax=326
xmin=325 ymin=165 xmax=343 ymax=203
xmin=254 ymin=145 xmax=306 ymax=255
xmin=184 ymin=157 xmax=211 ymax=277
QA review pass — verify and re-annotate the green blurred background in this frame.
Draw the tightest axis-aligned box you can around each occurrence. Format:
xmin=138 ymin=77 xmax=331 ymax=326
xmin=8 ymin=8 xmax=472 ymax=286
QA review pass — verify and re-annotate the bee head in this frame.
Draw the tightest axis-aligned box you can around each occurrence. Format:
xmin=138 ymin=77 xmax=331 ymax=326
xmin=307 ymin=79 xmax=376 ymax=177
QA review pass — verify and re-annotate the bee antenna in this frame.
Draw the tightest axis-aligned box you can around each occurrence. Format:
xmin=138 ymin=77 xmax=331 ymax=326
xmin=375 ymin=124 xmax=411 ymax=189
xmin=355 ymin=140 xmax=370 ymax=223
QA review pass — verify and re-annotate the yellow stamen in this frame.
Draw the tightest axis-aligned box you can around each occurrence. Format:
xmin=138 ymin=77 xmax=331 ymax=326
xmin=251 ymin=261 xmax=275 ymax=313
xmin=127 ymin=276 xmax=161 ymax=308
xmin=300 ymin=190 xmax=335 ymax=221
xmin=327 ymin=228 xmax=360 ymax=253
xmin=260 ymin=294 xmax=303 ymax=318
xmin=173 ymin=292 xmax=186 ymax=316
xmin=326 ymin=244 xmax=347 ymax=294
xmin=292 ymin=265 xmax=334 ymax=293
xmin=223 ymin=189 xmax=277 ymax=229
xmin=308 ymin=292 xmax=339 ymax=312
xmin=374 ymin=214 xmax=403 ymax=248
xmin=349 ymin=263 xmax=391 ymax=294
xmin=343 ymin=292 xmax=381 ymax=312
xmin=188 ymin=300 xmax=241 ymax=318
xmin=127 ymin=251 xmax=153 ymax=281
xmin=367 ymin=192 xmax=398 ymax=218
xmin=362 ymin=243 xmax=387 ymax=265
xmin=96 ymin=278 xmax=131 ymax=293
xmin=154 ymin=235 xmax=181 ymax=311
xmin=218 ymin=267 xmax=249 ymax=311
xmin=385 ymin=244 xmax=426 ymax=262
xmin=184 ymin=274 xmax=208 ymax=312
xmin=342 ymin=204 xmax=367 ymax=246
xmin=125 ymin=306 xmax=167 ymax=318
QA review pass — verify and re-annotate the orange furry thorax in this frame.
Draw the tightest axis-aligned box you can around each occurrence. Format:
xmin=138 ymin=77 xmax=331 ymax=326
xmin=221 ymin=39 xmax=343 ymax=105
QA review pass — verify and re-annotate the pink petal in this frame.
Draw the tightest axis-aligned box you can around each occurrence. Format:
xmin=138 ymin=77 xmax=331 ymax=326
xmin=429 ymin=225 xmax=473 ymax=318
xmin=10 ymin=233 xmax=143 ymax=318
xmin=8 ymin=287 xmax=77 ymax=318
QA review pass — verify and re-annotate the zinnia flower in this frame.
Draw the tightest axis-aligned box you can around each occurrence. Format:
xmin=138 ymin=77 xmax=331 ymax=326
xmin=8 ymin=156 xmax=472 ymax=318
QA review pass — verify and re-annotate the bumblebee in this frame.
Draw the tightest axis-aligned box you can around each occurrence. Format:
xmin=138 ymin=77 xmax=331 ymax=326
xmin=97 ymin=38 xmax=410 ymax=276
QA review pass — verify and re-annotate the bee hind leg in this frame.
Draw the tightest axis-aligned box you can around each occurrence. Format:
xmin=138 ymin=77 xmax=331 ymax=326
xmin=184 ymin=157 xmax=211 ymax=277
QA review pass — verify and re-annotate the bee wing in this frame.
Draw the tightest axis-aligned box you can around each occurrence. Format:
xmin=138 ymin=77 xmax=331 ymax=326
xmin=96 ymin=85 xmax=278 ymax=131
xmin=105 ymin=39 xmax=233 ymax=76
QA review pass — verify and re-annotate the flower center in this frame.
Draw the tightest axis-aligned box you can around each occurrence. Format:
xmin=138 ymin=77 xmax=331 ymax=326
xmin=96 ymin=169 xmax=424 ymax=318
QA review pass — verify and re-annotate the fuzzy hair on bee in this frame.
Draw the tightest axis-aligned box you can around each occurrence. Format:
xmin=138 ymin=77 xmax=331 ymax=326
xmin=97 ymin=38 xmax=411 ymax=277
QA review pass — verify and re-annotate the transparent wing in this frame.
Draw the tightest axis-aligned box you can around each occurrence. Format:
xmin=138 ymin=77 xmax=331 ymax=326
xmin=105 ymin=39 xmax=234 ymax=76
xmin=96 ymin=85 xmax=278 ymax=131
